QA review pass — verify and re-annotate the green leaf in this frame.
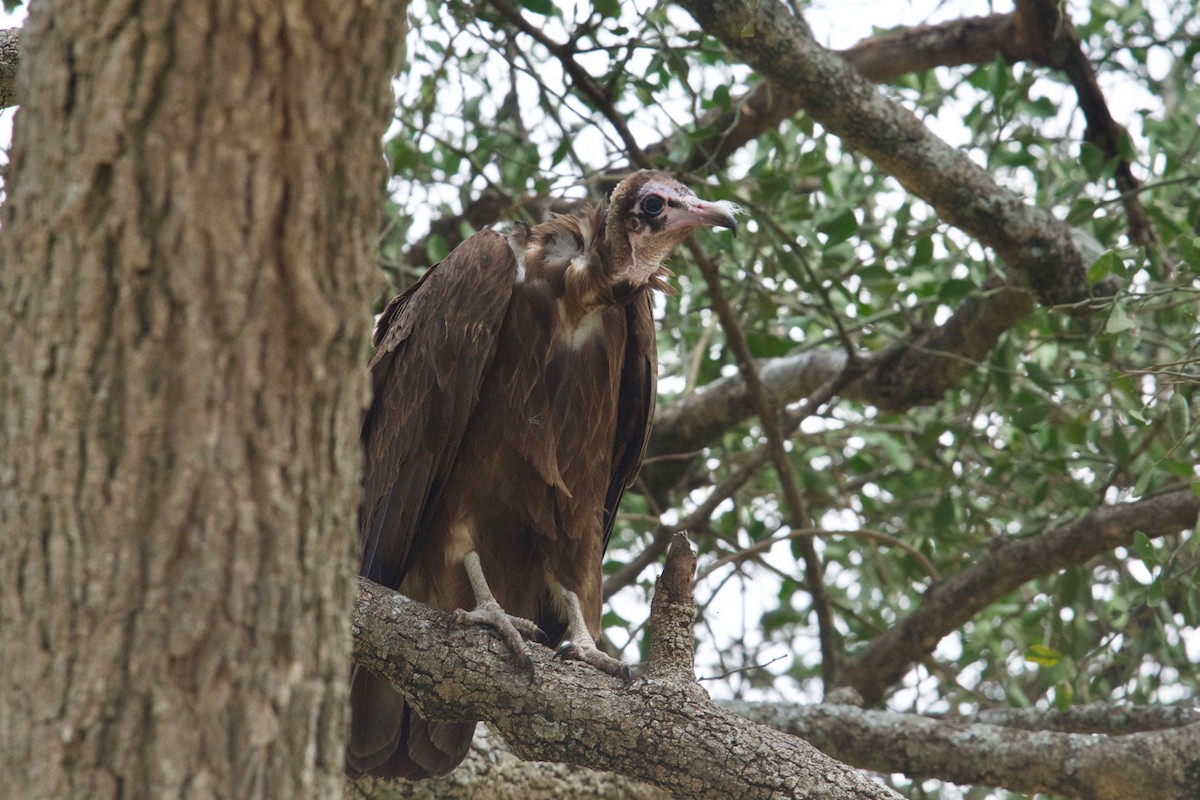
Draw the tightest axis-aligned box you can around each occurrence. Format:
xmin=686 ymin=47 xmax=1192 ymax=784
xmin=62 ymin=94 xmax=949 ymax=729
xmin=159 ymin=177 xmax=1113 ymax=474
xmin=932 ymin=494 xmax=956 ymax=529
xmin=1025 ymin=361 xmax=1055 ymax=390
xmin=1110 ymin=424 xmax=1130 ymax=463
xmin=1133 ymin=531 xmax=1156 ymax=564
xmin=594 ymin=0 xmax=620 ymax=19
xmin=1054 ymin=681 xmax=1074 ymax=710
xmin=818 ymin=208 xmax=858 ymax=247
xmin=1079 ymin=143 xmax=1110 ymax=181
xmin=989 ymin=55 xmax=1010 ymax=100
xmin=1105 ymin=302 xmax=1134 ymax=334
xmin=1167 ymin=391 xmax=1190 ymax=444
xmin=878 ymin=434 xmax=915 ymax=472
xmin=1025 ymin=643 xmax=1063 ymax=667
xmin=1178 ymin=233 xmax=1200 ymax=272
xmin=1088 ymin=250 xmax=1123 ymax=284
xmin=1133 ymin=467 xmax=1155 ymax=498
xmin=517 ymin=0 xmax=554 ymax=16
xmin=1148 ymin=577 xmax=1164 ymax=606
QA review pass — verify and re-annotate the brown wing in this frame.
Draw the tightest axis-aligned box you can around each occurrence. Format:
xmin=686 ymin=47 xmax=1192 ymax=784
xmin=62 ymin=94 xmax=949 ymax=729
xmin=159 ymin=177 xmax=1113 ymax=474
xmin=350 ymin=230 xmax=518 ymax=780
xmin=359 ymin=230 xmax=519 ymax=588
xmin=602 ymin=290 xmax=657 ymax=553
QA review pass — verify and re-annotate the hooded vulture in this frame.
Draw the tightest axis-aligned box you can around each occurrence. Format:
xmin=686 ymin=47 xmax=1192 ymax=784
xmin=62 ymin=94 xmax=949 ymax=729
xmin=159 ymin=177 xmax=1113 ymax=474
xmin=347 ymin=170 xmax=739 ymax=779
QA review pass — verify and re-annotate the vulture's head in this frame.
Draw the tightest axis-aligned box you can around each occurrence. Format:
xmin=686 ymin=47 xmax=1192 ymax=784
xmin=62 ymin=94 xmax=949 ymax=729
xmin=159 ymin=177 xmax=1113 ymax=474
xmin=605 ymin=170 xmax=739 ymax=289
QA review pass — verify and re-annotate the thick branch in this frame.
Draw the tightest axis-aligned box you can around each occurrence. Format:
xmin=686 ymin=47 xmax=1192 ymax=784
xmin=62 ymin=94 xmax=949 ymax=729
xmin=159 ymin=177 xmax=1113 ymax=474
xmin=352 ymin=578 xmax=902 ymax=800
xmin=353 ymin=696 xmax=1200 ymax=799
xmin=733 ymin=701 xmax=1200 ymax=799
xmin=837 ymin=487 xmax=1200 ymax=704
xmin=958 ymin=702 xmax=1200 ymax=735
xmin=649 ymin=349 xmax=850 ymax=463
xmin=842 ymin=14 xmax=1026 ymax=81
xmin=682 ymin=0 xmax=1091 ymax=305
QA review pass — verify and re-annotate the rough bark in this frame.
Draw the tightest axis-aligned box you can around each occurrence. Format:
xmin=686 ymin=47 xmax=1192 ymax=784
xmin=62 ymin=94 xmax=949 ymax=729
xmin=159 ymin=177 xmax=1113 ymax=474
xmin=352 ymin=549 xmax=903 ymax=800
xmin=0 ymin=1 xmax=404 ymax=797
xmin=0 ymin=28 xmax=16 ymax=108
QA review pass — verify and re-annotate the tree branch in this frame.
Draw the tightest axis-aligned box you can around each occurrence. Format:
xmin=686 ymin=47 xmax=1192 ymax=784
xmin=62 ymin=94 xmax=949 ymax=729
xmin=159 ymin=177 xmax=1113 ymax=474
xmin=732 ymin=701 xmax=1200 ymax=799
xmin=351 ymin=577 xmax=903 ymax=799
xmin=678 ymin=0 xmax=1089 ymax=307
xmin=1013 ymin=0 xmax=1161 ymax=256
xmin=841 ymin=13 xmax=1026 ymax=81
xmin=350 ymin=695 xmax=1200 ymax=799
xmin=950 ymin=702 xmax=1200 ymax=734
xmin=836 ymin=487 xmax=1200 ymax=705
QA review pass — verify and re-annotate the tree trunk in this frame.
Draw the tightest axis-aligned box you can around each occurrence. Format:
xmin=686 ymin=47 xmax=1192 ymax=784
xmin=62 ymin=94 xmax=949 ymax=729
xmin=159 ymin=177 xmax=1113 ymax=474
xmin=0 ymin=1 xmax=404 ymax=796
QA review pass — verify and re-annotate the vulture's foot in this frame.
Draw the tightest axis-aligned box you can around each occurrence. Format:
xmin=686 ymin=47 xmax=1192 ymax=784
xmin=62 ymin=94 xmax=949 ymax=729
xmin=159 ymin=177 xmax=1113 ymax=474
xmin=555 ymin=586 xmax=634 ymax=682
xmin=452 ymin=602 xmax=544 ymax=676
xmin=457 ymin=550 xmax=544 ymax=677
xmin=555 ymin=639 xmax=633 ymax=682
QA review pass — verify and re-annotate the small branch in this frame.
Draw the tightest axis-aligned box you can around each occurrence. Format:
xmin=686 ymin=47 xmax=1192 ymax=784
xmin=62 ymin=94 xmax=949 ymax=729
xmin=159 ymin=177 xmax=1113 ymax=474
xmin=836 ymin=486 xmax=1200 ymax=705
xmin=644 ymin=533 xmax=699 ymax=681
xmin=1013 ymin=0 xmax=1161 ymax=257
xmin=698 ymin=526 xmax=939 ymax=582
xmin=486 ymin=0 xmax=650 ymax=170
xmin=688 ymin=239 xmax=840 ymax=685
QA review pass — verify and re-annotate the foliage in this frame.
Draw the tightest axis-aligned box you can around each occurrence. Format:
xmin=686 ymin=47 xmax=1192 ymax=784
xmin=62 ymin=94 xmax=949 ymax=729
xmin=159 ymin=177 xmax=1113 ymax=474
xmin=383 ymin=0 xmax=1199 ymax=796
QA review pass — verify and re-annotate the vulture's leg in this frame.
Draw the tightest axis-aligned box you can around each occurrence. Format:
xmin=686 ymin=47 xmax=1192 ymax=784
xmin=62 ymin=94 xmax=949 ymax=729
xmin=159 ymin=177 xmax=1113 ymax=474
xmin=555 ymin=588 xmax=632 ymax=681
xmin=453 ymin=551 xmax=546 ymax=672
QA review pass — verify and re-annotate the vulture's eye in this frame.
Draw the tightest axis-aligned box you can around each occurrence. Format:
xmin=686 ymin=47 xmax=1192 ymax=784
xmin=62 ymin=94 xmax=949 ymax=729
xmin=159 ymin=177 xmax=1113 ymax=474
xmin=641 ymin=196 xmax=665 ymax=217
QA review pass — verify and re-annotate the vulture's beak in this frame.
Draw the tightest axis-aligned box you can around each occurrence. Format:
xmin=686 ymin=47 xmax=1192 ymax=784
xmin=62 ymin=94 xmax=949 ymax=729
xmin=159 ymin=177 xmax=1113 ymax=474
xmin=676 ymin=197 xmax=741 ymax=237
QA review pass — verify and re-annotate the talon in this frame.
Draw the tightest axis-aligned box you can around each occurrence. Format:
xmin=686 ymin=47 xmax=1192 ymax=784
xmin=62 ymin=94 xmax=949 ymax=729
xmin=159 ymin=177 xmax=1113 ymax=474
xmin=554 ymin=640 xmax=577 ymax=660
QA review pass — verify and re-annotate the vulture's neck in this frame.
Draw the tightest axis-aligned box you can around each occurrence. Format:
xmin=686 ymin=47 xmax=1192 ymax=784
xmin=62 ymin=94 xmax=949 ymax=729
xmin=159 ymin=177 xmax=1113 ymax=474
xmin=512 ymin=202 xmax=663 ymax=328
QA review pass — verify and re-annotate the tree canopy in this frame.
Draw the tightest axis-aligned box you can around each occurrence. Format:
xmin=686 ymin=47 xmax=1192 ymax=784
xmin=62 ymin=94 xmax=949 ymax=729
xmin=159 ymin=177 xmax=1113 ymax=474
xmin=366 ymin=0 xmax=1200 ymax=796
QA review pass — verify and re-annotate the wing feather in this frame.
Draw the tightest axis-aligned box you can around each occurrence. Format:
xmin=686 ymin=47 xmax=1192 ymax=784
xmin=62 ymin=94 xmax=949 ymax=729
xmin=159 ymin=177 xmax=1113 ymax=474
xmin=602 ymin=291 xmax=657 ymax=553
xmin=359 ymin=230 xmax=519 ymax=588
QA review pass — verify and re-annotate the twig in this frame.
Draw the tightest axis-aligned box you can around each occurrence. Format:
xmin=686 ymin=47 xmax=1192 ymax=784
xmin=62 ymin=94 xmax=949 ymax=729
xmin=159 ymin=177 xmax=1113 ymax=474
xmin=698 ymin=526 xmax=939 ymax=582
xmin=687 ymin=238 xmax=841 ymax=686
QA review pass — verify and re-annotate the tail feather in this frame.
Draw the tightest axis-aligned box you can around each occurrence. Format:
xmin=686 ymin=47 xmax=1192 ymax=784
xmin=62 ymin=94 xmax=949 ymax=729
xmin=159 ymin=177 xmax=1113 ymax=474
xmin=347 ymin=668 xmax=476 ymax=780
